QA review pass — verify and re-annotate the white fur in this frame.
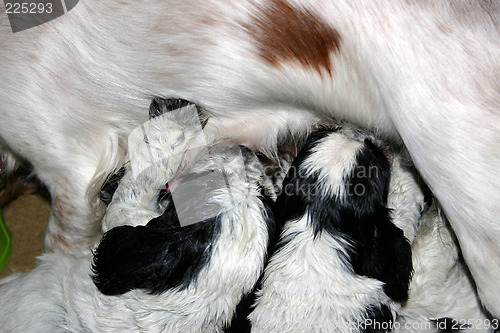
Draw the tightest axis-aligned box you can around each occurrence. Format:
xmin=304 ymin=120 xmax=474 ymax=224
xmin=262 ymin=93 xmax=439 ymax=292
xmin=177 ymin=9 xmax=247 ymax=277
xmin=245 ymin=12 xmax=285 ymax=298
xmin=396 ymin=205 xmax=494 ymax=332
xmin=251 ymin=216 xmax=395 ymax=333
xmin=0 ymin=0 xmax=499 ymax=316
xmin=387 ymin=160 xmax=494 ymax=332
xmin=302 ymin=132 xmax=365 ymax=199
xmin=101 ymin=105 xmax=209 ymax=232
xmin=249 ymin=214 xmax=396 ymax=333
xmin=386 ymin=156 xmax=426 ymax=244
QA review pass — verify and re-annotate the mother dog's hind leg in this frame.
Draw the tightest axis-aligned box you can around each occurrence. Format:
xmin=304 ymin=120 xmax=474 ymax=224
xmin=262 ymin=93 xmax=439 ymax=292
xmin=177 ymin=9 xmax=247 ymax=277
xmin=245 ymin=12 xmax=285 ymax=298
xmin=27 ymin=136 xmax=124 ymax=254
xmin=44 ymin=177 xmax=104 ymax=253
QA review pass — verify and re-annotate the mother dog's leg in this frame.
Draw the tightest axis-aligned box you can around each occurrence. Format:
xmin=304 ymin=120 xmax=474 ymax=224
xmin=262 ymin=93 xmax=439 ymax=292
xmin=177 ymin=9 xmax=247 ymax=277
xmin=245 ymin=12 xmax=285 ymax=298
xmin=375 ymin=11 xmax=500 ymax=317
xmin=392 ymin=106 xmax=500 ymax=318
xmin=0 ymin=5 xmax=152 ymax=252
xmin=0 ymin=119 xmax=128 ymax=253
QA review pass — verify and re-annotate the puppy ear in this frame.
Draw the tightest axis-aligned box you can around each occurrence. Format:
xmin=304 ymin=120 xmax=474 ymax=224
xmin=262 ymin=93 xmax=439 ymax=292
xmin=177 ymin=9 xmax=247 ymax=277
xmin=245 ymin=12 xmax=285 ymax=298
xmin=356 ymin=217 xmax=413 ymax=302
xmin=92 ymin=206 xmax=219 ymax=295
xmin=346 ymin=139 xmax=413 ymax=302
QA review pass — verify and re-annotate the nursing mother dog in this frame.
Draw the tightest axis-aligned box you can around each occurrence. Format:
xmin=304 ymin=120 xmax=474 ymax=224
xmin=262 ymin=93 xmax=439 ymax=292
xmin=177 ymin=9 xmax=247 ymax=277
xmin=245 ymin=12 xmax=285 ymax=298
xmin=0 ymin=0 xmax=499 ymax=317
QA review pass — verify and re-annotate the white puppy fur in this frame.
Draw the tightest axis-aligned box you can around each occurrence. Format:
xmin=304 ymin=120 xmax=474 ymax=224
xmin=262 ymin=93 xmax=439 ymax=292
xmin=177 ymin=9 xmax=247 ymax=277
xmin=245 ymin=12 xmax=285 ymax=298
xmin=1 ymin=0 xmax=499 ymax=317
xmin=397 ymin=205 xmax=494 ymax=333
xmin=100 ymin=104 xmax=209 ymax=232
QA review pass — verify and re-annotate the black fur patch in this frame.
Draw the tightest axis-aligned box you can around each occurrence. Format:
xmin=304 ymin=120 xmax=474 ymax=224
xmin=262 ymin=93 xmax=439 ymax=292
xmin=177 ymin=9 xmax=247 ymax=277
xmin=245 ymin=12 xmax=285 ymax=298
xmin=92 ymin=203 xmax=220 ymax=295
xmin=346 ymin=140 xmax=412 ymax=302
xmin=147 ymin=199 xmax=181 ymax=230
xmin=421 ymin=181 xmax=434 ymax=214
xmin=273 ymin=128 xmax=412 ymax=302
xmin=271 ymin=128 xmax=334 ymax=239
xmin=149 ymin=97 xmax=207 ymax=127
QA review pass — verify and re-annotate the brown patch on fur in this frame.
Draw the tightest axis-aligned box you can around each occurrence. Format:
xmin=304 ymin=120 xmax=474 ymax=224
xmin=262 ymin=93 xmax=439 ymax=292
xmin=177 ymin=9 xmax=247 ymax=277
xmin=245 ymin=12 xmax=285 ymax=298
xmin=246 ymin=0 xmax=341 ymax=76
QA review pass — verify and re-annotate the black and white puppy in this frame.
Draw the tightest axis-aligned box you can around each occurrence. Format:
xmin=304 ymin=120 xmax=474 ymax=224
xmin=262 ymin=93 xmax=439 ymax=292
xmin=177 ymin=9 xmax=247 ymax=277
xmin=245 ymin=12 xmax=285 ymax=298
xmin=246 ymin=125 xmax=494 ymax=332
xmin=92 ymin=99 xmax=276 ymax=331
xmin=249 ymin=125 xmax=413 ymax=332
xmin=0 ymin=101 xmax=274 ymax=333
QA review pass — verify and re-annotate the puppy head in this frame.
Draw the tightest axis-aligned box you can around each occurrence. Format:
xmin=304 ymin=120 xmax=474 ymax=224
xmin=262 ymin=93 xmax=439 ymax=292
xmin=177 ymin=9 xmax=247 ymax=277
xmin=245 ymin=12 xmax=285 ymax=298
xmin=93 ymin=144 xmax=274 ymax=296
xmin=92 ymin=212 xmax=219 ymax=295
